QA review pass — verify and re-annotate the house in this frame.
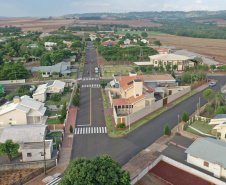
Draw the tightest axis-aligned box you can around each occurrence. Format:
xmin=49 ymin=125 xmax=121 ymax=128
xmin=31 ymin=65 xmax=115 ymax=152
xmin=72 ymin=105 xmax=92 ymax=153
xmin=155 ymin=48 xmax=171 ymax=54
xmin=31 ymin=62 xmax=72 ymax=77
xmin=63 ymin=41 xmax=72 ymax=46
xmin=0 ymin=125 xmax=53 ymax=162
xmin=0 ymin=95 xmax=47 ymax=128
xmin=44 ymin=42 xmax=57 ymax=51
xmin=40 ymin=33 xmax=52 ymax=39
xmin=149 ymin=53 xmax=193 ymax=71
xmin=141 ymin=39 xmax=149 ymax=44
xmin=33 ymin=80 xmax=66 ymax=102
xmin=209 ymin=114 xmax=226 ymax=142
xmin=27 ymin=44 xmax=38 ymax=48
xmin=90 ymin=36 xmax=97 ymax=41
xmin=185 ymin=138 xmax=226 ymax=179
xmin=101 ymin=41 xmax=116 ymax=47
xmin=133 ymin=39 xmax=138 ymax=43
xmin=174 ymin=50 xmax=221 ymax=67
xmin=124 ymin=39 xmax=131 ymax=45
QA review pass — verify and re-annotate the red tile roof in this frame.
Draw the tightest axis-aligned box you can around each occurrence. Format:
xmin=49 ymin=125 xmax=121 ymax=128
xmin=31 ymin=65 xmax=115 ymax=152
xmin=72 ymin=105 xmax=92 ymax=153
xmin=155 ymin=49 xmax=169 ymax=53
xmin=112 ymin=94 xmax=146 ymax=106
xmin=112 ymin=99 xmax=129 ymax=105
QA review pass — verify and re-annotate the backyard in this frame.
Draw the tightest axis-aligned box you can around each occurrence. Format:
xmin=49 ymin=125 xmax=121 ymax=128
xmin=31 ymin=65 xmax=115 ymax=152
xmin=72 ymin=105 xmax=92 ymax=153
xmin=45 ymin=94 xmax=71 ymax=106
xmin=46 ymin=131 xmax=63 ymax=149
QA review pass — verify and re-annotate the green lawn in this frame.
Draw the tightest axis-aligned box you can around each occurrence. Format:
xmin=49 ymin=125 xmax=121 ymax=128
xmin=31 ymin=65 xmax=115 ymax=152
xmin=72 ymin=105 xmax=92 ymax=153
xmin=46 ymin=131 xmax=63 ymax=138
xmin=47 ymin=118 xmax=61 ymax=125
xmin=116 ymin=30 xmax=166 ymax=35
xmin=45 ymin=110 xmax=61 ymax=117
xmin=189 ymin=120 xmax=212 ymax=134
xmin=201 ymin=111 xmax=216 ymax=118
xmin=103 ymin=94 xmax=109 ymax=109
xmin=106 ymin=107 xmax=168 ymax=137
xmin=103 ymin=65 xmax=134 ymax=78
xmin=45 ymin=96 xmax=70 ymax=106
xmin=185 ymin=127 xmax=216 ymax=139
xmin=172 ymin=91 xmax=197 ymax=105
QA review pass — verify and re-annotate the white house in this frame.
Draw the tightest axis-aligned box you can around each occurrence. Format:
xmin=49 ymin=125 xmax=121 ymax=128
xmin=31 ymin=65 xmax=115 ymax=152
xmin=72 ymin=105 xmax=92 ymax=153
xmin=0 ymin=125 xmax=53 ymax=162
xmin=124 ymin=39 xmax=131 ymax=45
xmin=44 ymin=42 xmax=57 ymax=47
xmin=0 ymin=96 xmax=47 ymax=128
xmin=185 ymin=138 xmax=226 ymax=179
xmin=141 ymin=39 xmax=149 ymax=44
xmin=209 ymin=114 xmax=226 ymax=142
xmin=33 ymin=80 xmax=66 ymax=102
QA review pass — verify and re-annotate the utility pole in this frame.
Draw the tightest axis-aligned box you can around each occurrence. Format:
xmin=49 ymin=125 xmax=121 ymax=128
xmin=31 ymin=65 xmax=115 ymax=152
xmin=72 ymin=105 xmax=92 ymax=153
xmin=190 ymin=74 xmax=192 ymax=95
xmin=177 ymin=114 xmax=180 ymax=132
xmin=40 ymin=133 xmax=46 ymax=175
xmin=199 ymin=97 xmax=201 ymax=116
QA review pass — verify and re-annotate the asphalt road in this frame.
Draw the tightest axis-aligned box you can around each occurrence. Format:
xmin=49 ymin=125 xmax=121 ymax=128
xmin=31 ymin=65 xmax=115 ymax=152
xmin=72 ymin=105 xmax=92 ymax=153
xmin=71 ymin=42 xmax=226 ymax=166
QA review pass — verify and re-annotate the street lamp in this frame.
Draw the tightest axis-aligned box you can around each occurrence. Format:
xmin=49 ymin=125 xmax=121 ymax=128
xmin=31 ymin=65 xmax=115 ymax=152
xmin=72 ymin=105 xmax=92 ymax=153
xmin=177 ymin=114 xmax=180 ymax=132
xmin=40 ymin=133 xmax=46 ymax=175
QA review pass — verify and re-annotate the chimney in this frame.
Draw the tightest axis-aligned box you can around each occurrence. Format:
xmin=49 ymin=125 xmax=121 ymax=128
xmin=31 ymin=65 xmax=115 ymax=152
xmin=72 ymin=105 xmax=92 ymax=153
xmin=13 ymin=96 xmax=21 ymax=104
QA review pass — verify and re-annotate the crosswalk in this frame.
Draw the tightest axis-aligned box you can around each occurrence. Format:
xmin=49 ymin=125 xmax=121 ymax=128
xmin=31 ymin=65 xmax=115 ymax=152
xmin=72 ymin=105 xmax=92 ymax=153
xmin=74 ymin=127 xmax=107 ymax=135
xmin=46 ymin=177 xmax=61 ymax=185
xmin=81 ymin=84 xmax=100 ymax=88
xmin=82 ymin=77 xmax=99 ymax=81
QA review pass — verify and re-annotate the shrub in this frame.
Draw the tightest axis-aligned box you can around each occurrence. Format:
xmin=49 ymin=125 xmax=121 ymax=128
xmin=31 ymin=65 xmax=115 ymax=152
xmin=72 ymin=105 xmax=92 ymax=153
xmin=76 ymin=88 xmax=79 ymax=94
xmin=181 ymin=111 xmax=189 ymax=122
xmin=50 ymin=93 xmax=62 ymax=102
xmin=215 ymin=106 xmax=226 ymax=115
xmin=77 ymin=83 xmax=80 ymax=88
xmin=100 ymin=80 xmax=107 ymax=89
xmin=205 ymin=104 xmax=214 ymax=115
xmin=116 ymin=123 xmax=125 ymax=129
xmin=72 ymin=93 xmax=79 ymax=107
xmin=69 ymin=125 xmax=73 ymax=133
xmin=164 ymin=124 xmax=171 ymax=135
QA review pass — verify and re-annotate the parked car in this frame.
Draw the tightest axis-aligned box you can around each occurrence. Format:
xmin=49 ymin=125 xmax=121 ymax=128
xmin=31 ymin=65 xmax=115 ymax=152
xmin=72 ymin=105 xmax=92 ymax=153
xmin=209 ymin=82 xmax=216 ymax=87
xmin=90 ymin=59 xmax=93 ymax=63
xmin=85 ymin=61 xmax=88 ymax=64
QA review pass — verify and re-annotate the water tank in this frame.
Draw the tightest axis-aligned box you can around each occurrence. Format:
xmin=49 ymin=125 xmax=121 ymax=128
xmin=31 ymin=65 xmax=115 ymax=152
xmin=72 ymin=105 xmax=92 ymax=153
xmin=30 ymin=88 xmax=34 ymax=91
xmin=108 ymin=43 xmax=112 ymax=47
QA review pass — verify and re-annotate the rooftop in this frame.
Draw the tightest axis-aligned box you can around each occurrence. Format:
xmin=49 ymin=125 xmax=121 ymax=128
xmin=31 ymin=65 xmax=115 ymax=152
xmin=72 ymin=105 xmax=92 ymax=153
xmin=212 ymin=114 xmax=226 ymax=119
xmin=0 ymin=125 xmax=47 ymax=143
xmin=185 ymin=137 xmax=226 ymax=168
xmin=149 ymin=53 xmax=190 ymax=61
xmin=23 ymin=140 xmax=52 ymax=149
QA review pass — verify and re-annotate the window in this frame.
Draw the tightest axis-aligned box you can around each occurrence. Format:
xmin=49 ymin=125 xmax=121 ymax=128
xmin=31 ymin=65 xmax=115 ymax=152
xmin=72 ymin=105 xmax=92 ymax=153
xmin=47 ymin=72 xmax=50 ymax=75
xmin=43 ymin=72 xmax=46 ymax=75
xmin=203 ymin=161 xmax=209 ymax=167
xmin=126 ymin=105 xmax=128 ymax=108
xmin=40 ymin=152 xmax=44 ymax=156
xmin=136 ymin=94 xmax=139 ymax=97
xmin=118 ymin=106 xmax=121 ymax=109
xmin=169 ymin=62 xmax=172 ymax=65
xmin=155 ymin=61 xmax=157 ymax=64
xmin=122 ymin=105 xmax=125 ymax=109
xmin=178 ymin=62 xmax=182 ymax=65
xmin=164 ymin=62 xmax=167 ymax=65
xmin=27 ymin=153 xmax=32 ymax=157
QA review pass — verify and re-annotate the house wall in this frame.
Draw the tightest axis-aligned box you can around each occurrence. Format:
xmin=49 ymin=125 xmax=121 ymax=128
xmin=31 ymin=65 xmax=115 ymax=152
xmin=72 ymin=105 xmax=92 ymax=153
xmin=167 ymin=86 xmax=191 ymax=103
xmin=47 ymin=86 xmax=64 ymax=93
xmin=187 ymin=154 xmax=215 ymax=174
xmin=0 ymin=109 xmax=27 ymax=127
xmin=217 ymin=127 xmax=226 ymax=143
xmin=133 ymin=99 xmax=146 ymax=113
xmin=33 ymin=93 xmax=46 ymax=102
xmin=152 ymin=59 xmax=190 ymax=71
xmin=120 ymin=86 xmax=134 ymax=99
xmin=134 ymin=81 xmax=143 ymax=97
xmin=22 ymin=141 xmax=53 ymax=162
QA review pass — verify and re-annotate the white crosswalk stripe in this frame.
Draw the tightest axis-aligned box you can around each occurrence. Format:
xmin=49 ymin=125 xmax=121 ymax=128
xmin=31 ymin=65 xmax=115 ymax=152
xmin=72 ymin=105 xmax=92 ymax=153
xmin=81 ymin=84 xmax=100 ymax=88
xmin=74 ymin=127 xmax=107 ymax=135
xmin=82 ymin=78 xmax=99 ymax=81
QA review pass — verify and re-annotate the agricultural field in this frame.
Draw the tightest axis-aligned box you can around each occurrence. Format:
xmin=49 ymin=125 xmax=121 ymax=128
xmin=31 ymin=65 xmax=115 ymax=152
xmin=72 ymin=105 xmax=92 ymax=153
xmin=74 ymin=18 xmax=161 ymax=28
xmin=0 ymin=17 xmax=74 ymax=32
xmin=193 ymin=19 xmax=226 ymax=27
xmin=149 ymin=34 xmax=226 ymax=64
xmin=116 ymin=30 xmax=165 ymax=35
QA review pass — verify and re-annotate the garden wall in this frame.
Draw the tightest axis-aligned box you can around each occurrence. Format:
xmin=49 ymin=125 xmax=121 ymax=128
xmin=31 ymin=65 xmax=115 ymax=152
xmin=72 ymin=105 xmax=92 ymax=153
xmin=0 ymin=79 xmax=25 ymax=84
xmin=0 ymin=159 xmax=56 ymax=171
xmin=168 ymin=86 xmax=191 ymax=103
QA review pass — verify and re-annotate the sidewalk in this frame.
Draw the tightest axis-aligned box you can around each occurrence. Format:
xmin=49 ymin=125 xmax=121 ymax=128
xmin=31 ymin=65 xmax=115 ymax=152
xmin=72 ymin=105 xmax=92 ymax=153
xmin=25 ymin=107 xmax=77 ymax=185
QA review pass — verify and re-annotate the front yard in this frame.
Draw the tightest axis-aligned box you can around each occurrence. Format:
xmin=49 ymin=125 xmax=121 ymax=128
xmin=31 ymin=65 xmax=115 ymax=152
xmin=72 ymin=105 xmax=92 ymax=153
xmin=46 ymin=131 xmax=63 ymax=149
xmin=106 ymin=107 xmax=168 ymax=137
xmin=102 ymin=65 xmax=134 ymax=78
xmin=45 ymin=94 xmax=71 ymax=106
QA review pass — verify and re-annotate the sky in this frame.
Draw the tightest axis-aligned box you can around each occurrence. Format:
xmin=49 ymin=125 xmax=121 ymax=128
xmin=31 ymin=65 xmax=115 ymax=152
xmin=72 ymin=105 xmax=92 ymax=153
xmin=0 ymin=0 xmax=226 ymax=17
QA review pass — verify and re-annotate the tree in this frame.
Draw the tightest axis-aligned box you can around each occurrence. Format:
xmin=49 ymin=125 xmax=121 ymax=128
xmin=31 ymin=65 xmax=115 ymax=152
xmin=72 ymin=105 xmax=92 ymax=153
xmin=163 ymin=124 xmax=171 ymax=136
xmin=185 ymin=66 xmax=190 ymax=72
xmin=59 ymin=102 xmax=67 ymax=123
xmin=59 ymin=155 xmax=130 ymax=185
xmin=141 ymin=32 xmax=148 ymax=38
xmin=203 ymin=89 xmax=213 ymax=102
xmin=50 ymin=93 xmax=62 ymax=102
xmin=134 ymin=66 xmax=139 ymax=72
xmin=23 ymin=54 xmax=30 ymax=62
xmin=197 ymin=64 xmax=203 ymax=70
xmin=0 ymin=140 xmax=19 ymax=161
xmin=165 ymin=64 xmax=171 ymax=72
xmin=100 ymin=80 xmax=107 ymax=89
xmin=72 ymin=93 xmax=79 ymax=107
xmin=153 ymin=40 xmax=162 ymax=47
xmin=205 ymin=104 xmax=214 ymax=115
xmin=172 ymin=65 xmax=177 ymax=71
xmin=181 ymin=111 xmax=189 ymax=122
xmin=215 ymin=106 xmax=226 ymax=115
xmin=210 ymin=64 xmax=216 ymax=71
xmin=171 ymin=71 xmax=176 ymax=78
xmin=76 ymin=87 xmax=79 ymax=94
xmin=69 ymin=125 xmax=73 ymax=133
xmin=159 ymin=65 xmax=164 ymax=72
xmin=154 ymin=66 xmax=159 ymax=71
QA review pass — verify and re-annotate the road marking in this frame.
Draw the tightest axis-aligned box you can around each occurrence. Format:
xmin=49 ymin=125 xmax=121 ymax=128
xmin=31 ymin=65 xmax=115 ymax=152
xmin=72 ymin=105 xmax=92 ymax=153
xmin=102 ymin=127 xmax=104 ymax=133
xmin=80 ymin=128 xmax=82 ymax=134
xmin=74 ymin=128 xmax=77 ymax=134
xmin=96 ymin=127 xmax=99 ymax=133
xmin=89 ymin=127 xmax=90 ymax=134
xmin=90 ymin=88 xmax=92 ymax=126
xmin=77 ymin=124 xmax=90 ymax=127
xmin=83 ymin=128 xmax=85 ymax=134
xmin=74 ymin=127 xmax=107 ymax=135
xmin=91 ymin=127 xmax=93 ymax=133
xmin=86 ymin=127 xmax=87 ymax=134
xmin=105 ymin=127 xmax=107 ymax=133
xmin=94 ymin=127 xmax=96 ymax=133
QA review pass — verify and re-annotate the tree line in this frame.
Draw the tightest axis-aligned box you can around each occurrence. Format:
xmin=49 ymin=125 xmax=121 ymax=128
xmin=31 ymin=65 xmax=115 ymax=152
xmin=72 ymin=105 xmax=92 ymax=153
xmin=0 ymin=26 xmax=22 ymax=33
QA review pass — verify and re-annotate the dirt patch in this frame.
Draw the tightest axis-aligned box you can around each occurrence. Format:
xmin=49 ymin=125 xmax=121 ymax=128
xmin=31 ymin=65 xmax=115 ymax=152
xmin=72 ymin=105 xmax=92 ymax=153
xmin=0 ymin=168 xmax=37 ymax=185
xmin=0 ymin=17 xmax=74 ymax=32
xmin=148 ymin=34 xmax=226 ymax=64
xmin=150 ymin=161 xmax=212 ymax=185
xmin=74 ymin=19 xmax=161 ymax=28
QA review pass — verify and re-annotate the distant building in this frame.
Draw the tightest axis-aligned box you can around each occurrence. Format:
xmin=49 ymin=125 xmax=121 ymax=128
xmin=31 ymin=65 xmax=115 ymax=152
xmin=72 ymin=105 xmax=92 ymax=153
xmin=27 ymin=44 xmax=38 ymax=48
xmin=124 ymin=39 xmax=131 ymax=45
xmin=31 ymin=62 xmax=72 ymax=77
xmin=155 ymin=48 xmax=171 ymax=54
